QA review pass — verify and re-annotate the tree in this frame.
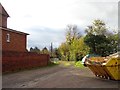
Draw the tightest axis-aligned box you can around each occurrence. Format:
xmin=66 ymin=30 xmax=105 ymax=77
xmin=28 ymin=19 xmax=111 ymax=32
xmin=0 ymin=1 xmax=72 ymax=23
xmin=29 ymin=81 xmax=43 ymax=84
xmin=59 ymin=43 xmax=69 ymax=61
xmin=70 ymin=36 xmax=90 ymax=61
xmin=85 ymin=19 xmax=107 ymax=35
xmin=107 ymin=33 xmax=118 ymax=53
xmin=65 ymin=24 xmax=81 ymax=61
xmin=30 ymin=47 xmax=34 ymax=52
xmin=30 ymin=47 xmax=40 ymax=54
xmin=66 ymin=24 xmax=81 ymax=45
xmin=52 ymin=48 xmax=61 ymax=59
xmin=59 ymin=24 xmax=89 ymax=61
xmin=84 ymin=34 xmax=110 ymax=56
xmin=84 ymin=19 xmax=118 ymax=56
xmin=41 ymin=47 xmax=49 ymax=54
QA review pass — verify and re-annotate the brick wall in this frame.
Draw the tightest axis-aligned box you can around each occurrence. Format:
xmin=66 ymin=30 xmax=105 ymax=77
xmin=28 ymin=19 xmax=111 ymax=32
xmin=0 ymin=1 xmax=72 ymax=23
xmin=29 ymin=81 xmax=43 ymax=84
xmin=1 ymin=16 xmax=7 ymax=28
xmin=2 ymin=29 xmax=28 ymax=52
xmin=0 ymin=10 xmax=8 ymax=28
xmin=0 ymin=3 xmax=9 ymax=28
xmin=2 ymin=51 xmax=50 ymax=73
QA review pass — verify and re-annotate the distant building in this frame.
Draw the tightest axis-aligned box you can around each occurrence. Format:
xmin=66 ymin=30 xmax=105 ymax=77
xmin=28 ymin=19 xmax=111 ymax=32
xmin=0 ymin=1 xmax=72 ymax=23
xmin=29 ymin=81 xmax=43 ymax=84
xmin=0 ymin=3 xmax=29 ymax=52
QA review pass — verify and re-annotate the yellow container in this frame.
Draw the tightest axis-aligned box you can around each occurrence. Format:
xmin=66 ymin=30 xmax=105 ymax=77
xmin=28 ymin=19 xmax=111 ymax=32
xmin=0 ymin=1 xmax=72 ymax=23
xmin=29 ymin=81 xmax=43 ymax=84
xmin=86 ymin=57 xmax=120 ymax=80
xmin=87 ymin=64 xmax=110 ymax=79
xmin=104 ymin=58 xmax=120 ymax=80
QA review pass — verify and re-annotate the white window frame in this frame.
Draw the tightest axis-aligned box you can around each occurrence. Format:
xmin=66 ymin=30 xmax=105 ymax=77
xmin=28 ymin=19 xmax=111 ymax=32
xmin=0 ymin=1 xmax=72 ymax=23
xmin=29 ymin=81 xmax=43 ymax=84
xmin=6 ymin=33 xmax=10 ymax=42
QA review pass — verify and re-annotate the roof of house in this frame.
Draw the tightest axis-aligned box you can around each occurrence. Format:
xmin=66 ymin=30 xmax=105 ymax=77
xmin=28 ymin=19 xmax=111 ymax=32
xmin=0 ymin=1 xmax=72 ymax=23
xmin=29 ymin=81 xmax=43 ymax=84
xmin=0 ymin=3 xmax=29 ymax=35
xmin=0 ymin=27 xmax=29 ymax=35
xmin=0 ymin=3 xmax=10 ymax=17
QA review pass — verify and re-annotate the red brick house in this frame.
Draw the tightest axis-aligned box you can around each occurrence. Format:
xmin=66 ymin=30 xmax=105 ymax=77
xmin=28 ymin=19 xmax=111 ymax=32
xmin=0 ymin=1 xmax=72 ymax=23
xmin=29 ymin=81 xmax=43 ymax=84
xmin=1 ymin=3 xmax=49 ymax=73
xmin=0 ymin=3 xmax=29 ymax=52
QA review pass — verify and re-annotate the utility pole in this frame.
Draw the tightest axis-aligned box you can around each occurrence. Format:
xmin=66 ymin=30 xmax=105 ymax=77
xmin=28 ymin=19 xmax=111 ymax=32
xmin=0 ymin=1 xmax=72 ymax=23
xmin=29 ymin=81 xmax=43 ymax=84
xmin=50 ymin=42 xmax=53 ymax=58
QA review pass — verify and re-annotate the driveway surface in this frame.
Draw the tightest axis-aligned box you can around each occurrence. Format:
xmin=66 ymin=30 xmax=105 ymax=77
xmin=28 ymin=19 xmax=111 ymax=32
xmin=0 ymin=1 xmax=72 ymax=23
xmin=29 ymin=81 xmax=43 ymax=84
xmin=2 ymin=63 xmax=119 ymax=88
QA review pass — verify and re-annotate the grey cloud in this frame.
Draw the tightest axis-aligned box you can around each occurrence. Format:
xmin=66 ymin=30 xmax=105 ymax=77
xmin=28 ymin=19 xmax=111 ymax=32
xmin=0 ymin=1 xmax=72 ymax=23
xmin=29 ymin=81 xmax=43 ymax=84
xmin=67 ymin=2 xmax=117 ymax=29
xmin=26 ymin=27 xmax=66 ymax=50
xmin=88 ymin=2 xmax=118 ymax=28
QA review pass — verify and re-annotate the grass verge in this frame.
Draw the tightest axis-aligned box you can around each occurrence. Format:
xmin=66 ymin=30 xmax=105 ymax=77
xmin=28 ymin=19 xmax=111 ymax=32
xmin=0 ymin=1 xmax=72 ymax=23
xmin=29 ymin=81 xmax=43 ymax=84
xmin=58 ymin=60 xmax=85 ymax=69
xmin=74 ymin=61 xmax=85 ymax=68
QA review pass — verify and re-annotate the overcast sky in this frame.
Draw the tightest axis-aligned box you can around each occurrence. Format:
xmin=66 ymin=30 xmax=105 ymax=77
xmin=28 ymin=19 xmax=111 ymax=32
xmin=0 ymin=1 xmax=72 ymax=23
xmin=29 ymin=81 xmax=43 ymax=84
xmin=1 ymin=0 xmax=119 ymax=50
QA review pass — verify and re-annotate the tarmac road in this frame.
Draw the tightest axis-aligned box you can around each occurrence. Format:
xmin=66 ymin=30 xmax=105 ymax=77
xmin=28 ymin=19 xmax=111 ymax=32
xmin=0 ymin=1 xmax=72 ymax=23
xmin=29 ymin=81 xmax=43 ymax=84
xmin=2 ymin=63 xmax=119 ymax=88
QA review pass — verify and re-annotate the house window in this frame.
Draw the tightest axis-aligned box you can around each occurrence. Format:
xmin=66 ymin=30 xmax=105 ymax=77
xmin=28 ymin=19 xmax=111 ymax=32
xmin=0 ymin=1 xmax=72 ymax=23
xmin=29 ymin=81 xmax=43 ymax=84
xmin=6 ymin=33 xmax=10 ymax=42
